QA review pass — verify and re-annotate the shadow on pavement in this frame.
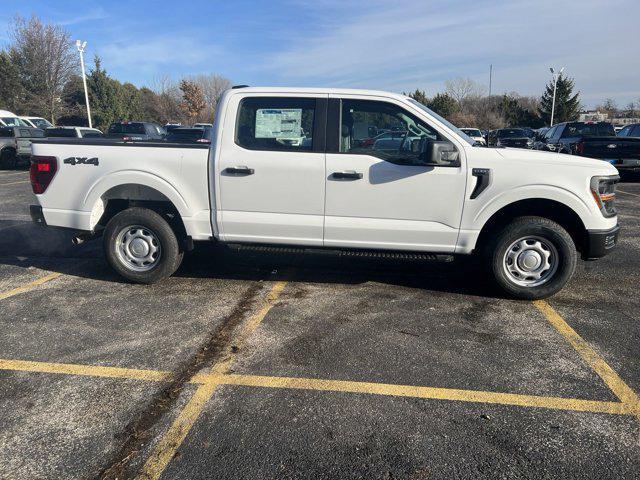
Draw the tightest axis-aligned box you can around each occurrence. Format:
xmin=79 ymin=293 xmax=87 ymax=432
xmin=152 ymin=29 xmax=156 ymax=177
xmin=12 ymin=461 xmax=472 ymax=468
xmin=0 ymin=220 xmax=497 ymax=298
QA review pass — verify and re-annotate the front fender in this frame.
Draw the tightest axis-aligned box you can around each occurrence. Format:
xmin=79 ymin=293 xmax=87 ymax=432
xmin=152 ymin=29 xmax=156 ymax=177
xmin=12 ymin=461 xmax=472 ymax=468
xmin=473 ymin=184 xmax=597 ymax=229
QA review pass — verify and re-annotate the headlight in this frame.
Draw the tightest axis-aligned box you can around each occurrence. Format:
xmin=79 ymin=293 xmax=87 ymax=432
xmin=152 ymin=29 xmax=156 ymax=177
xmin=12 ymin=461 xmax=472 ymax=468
xmin=590 ymin=175 xmax=619 ymax=218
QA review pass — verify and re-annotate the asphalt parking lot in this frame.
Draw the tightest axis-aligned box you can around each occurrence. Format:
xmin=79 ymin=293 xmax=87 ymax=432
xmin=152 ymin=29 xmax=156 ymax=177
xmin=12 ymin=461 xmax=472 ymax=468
xmin=1 ymin=169 xmax=639 ymax=479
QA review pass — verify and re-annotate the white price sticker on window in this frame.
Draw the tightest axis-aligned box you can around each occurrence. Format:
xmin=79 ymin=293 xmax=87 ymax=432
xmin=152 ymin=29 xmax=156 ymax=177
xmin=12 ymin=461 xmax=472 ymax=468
xmin=255 ymin=108 xmax=302 ymax=139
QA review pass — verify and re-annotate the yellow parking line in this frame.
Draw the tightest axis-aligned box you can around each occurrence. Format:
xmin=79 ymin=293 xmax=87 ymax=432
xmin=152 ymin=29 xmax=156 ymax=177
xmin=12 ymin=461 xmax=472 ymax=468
xmin=210 ymin=373 xmax=628 ymax=415
xmin=0 ymin=180 xmax=30 ymax=186
xmin=136 ymin=280 xmax=289 ymax=480
xmin=534 ymin=300 xmax=640 ymax=422
xmin=617 ymin=189 xmax=640 ymax=198
xmin=0 ymin=357 xmax=629 ymax=417
xmin=0 ymin=358 xmax=172 ymax=382
xmin=0 ymin=272 xmax=61 ymax=301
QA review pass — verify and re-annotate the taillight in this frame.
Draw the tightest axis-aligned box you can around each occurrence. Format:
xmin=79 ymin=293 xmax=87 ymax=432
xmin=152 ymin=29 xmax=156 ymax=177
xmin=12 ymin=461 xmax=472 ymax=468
xmin=30 ymin=156 xmax=57 ymax=194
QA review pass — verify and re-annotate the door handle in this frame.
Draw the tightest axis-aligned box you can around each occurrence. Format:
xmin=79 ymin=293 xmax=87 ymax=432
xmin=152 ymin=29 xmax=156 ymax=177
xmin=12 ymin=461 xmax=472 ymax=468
xmin=225 ymin=166 xmax=254 ymax=176
xmin=332 ymin=170 xmax=363 ymax=180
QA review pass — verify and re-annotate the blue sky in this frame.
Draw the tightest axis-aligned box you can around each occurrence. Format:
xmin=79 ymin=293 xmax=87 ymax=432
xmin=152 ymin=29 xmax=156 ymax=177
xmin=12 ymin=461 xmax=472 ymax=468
xmin=1 ymin=0 xmax=639 ymax=108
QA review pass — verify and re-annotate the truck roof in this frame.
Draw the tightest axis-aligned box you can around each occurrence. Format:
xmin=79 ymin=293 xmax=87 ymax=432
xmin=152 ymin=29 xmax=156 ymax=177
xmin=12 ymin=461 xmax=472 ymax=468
xmin=226 ymin=86 xmax=409 ymax=101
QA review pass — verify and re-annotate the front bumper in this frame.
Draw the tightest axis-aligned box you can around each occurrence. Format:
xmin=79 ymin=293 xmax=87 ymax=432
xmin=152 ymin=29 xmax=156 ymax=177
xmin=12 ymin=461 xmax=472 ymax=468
xmin=30 ymin=204 xmax=47 ymax=226
xmin=584 ymin=224 xmax=620 ymax=259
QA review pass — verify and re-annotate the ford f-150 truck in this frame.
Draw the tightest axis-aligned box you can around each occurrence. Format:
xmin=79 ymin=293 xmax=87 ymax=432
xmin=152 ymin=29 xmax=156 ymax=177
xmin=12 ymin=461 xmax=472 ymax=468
xmin=28 ymin=87 xmax=620 ymax=299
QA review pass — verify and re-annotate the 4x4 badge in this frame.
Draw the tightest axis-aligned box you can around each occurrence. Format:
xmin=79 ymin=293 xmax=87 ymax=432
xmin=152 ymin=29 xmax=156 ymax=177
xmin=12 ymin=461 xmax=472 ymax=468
xmin=63 ymin=157 xmax=99 ymax=166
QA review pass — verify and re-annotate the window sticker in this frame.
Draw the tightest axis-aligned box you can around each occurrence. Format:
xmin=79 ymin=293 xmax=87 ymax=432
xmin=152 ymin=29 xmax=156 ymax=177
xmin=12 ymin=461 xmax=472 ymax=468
xmin=255 ymin=108 xmax=302 ymax=139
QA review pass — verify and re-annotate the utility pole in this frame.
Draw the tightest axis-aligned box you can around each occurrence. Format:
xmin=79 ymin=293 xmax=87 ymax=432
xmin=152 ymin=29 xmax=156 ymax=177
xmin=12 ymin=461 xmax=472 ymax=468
xmin=549 ymin=66 xmax=564 ymax=127
xmin=488 ymin=64 xmax=492 ymax=97
xmin=76 ymin=40 xmax=92 ymax=128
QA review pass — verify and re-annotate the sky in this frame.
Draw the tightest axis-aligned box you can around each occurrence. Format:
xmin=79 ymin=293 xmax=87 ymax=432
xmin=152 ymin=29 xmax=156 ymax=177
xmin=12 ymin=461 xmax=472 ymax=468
xmin=1 ymin=0 xmax=639 ymax=108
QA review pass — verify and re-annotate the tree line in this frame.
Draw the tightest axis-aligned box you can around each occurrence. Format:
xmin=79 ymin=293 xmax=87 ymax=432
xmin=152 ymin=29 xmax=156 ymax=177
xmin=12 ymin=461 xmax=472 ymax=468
xmin=0 ymin=15 xmax=231 ymax=131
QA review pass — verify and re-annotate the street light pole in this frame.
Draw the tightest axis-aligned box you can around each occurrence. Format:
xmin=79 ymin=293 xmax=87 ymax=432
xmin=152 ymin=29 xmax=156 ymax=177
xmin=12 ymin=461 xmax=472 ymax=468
xmin=549 ymin=66 xmax=564 ymax=127
xmin=76 ymin=40 xmax=92 ymax=128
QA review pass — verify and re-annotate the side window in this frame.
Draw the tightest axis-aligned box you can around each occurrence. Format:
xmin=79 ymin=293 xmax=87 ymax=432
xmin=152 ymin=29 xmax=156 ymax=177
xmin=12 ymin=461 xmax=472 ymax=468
xmin=617 ymin=126 xmax=630 ymax=137
xmin=544 ymin=127 xmax=556 ymax=140
xmin=31 ymin=129 xmax=46 ymax=138
xmin=633 ymin=126 xmax=640 ymax=137
xmin=19 ymin=128 xmax=31 ymax=137
xmin=236 ymin=97 xmax=315 ymax=151
xmin=339 ymin=99 xmax=441 ymax=166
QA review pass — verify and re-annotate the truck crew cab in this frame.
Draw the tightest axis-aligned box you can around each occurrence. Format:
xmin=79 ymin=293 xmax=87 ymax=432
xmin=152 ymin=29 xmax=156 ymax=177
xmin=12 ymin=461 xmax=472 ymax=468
xmin=29 ymin=87 xmax=620 ymax=299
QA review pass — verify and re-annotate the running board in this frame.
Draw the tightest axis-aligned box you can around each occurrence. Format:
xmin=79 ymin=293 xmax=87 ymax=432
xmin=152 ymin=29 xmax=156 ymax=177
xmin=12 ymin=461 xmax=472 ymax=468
xmin=226 ymin=243 xmax=454 ymax=262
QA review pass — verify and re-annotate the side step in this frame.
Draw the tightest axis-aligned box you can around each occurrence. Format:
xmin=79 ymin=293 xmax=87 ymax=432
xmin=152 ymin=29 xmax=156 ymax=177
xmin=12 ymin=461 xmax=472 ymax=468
xmin=226 ymin=243 xmax=454 ymax=262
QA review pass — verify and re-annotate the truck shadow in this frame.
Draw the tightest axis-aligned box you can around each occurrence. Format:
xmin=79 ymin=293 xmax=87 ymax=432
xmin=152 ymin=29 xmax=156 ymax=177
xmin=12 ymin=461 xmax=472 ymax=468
xmin=0 ymin=220 xmax=496 ymax=298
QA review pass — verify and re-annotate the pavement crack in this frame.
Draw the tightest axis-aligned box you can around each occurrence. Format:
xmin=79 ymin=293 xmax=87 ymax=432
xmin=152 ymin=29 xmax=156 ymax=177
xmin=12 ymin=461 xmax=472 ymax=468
xmin=95 ymin=281 xmax=266 ymax=480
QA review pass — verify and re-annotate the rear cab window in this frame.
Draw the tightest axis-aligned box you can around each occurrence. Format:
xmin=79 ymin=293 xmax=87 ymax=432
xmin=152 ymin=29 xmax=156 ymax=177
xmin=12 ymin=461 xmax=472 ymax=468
xmin=0 ymin=128 xmax=15 ymax=138
xmin=46 ymin=128 xmax=77 ymax=138
xmin=562 ymin=123 xmax=615 ymax=137
xmin=236 ymin=97 xmax=316 ymax=151
xmin=108 ymin=123 xmax=146 ymax=135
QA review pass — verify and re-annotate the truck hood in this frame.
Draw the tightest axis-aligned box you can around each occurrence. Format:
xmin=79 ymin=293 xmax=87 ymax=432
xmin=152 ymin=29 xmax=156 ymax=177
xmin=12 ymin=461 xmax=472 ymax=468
xmin=494 ymin=147 xmax=618 ymax=174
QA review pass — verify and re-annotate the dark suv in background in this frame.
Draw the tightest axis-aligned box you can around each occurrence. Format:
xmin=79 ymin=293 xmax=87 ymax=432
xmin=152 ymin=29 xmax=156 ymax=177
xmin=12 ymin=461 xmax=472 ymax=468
xmin=487 ymin=128 xmax=533 ymax=148
xmin=165 ymin=126 xmax=213 ymax=144
xmin=107 ymin=121 xmax=166 ymax=141
xmin=535 ymin=121 xmax=640 ymax=172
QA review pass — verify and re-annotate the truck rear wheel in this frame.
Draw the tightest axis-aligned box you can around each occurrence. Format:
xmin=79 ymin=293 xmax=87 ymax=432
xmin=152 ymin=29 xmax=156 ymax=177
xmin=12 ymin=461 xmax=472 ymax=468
xmin=103 ymin=207 xmax=184 ymax=284
xmin=486 ymin=216 xmax=577 ymax=299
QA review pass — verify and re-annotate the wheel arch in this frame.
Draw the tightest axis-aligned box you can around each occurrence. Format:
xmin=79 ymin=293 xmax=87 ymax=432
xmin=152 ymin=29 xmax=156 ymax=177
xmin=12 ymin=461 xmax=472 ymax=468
xmin=475 ymin=198 xmax=588 ymax=255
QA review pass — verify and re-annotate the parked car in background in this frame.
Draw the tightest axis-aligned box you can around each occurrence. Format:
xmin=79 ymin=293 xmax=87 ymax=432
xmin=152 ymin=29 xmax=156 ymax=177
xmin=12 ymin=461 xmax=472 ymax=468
xmin=20 ymin=117 xmax=54 ymax=129
xmin=0 ymin=110 xmax=30 ymax=127
xmin=165 ymin=126 xmax=212 ymax=144
xmin=0 ymin=126 xmax=46 ymax=168
xmin=107 ymin=121 xmax=165 ymax=141
xmin=617 ymin=123 xmax=640 ymax=137
xmin=460 ymin=128 xmax=486 ymax=145
xmin=537 ymin=121 xmax=640 ymax=173
xmin=46 ymin=126 xmax=104 ymax=138
xmin=165 ymin=123 xmax=182 ymax=133
xmin=487 ymin=128 xmax=534 ymax=148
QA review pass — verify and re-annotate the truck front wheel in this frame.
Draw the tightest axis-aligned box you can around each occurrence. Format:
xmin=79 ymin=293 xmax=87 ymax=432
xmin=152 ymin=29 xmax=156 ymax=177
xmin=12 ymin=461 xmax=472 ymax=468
xmin=103 ymin=207 xmax=184 ymax=284
xmin=486 ymin=216 xmax=577 ymax=299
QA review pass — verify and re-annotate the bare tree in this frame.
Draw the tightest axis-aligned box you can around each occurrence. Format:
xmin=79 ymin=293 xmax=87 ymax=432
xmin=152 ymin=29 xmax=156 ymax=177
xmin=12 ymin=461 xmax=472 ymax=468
xmin=10 ymin=15 xmax=78 ymax=123
xmin=444 ymin=77 xmax=487 ymax=103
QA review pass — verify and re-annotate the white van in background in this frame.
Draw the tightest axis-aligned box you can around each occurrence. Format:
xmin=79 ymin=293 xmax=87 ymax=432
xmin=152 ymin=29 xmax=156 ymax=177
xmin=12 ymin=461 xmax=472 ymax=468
xmin=20 ymin=116 xmax=54 ymax=129
xmin=0 ymin=110 xmax=29 ymax=127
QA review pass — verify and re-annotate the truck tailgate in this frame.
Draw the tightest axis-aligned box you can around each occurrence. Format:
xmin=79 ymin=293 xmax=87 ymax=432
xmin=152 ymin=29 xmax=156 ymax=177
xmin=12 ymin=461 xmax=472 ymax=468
xmin=581 ymin=136 xmax=640 ymax=165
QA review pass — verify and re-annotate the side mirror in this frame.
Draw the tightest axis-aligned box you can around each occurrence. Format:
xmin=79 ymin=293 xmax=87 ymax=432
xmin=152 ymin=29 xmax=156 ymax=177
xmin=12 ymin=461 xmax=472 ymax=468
xmin=420 ymin=140 xmax=460 ymax=166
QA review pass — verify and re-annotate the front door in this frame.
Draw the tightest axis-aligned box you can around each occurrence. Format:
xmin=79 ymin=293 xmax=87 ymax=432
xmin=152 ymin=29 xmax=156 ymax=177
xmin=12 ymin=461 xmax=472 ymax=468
xmin=218 ymin=94 xmax=327 ymax=246
xmin=324 ymin=96 xmax=466 ymax=252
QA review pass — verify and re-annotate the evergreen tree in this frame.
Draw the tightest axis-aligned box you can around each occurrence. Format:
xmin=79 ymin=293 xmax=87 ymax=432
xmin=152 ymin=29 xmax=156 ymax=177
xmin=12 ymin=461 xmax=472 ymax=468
xmin=87 ymin=56 xmax=126 ymax=131
xmin=426 ymin=93 xmax=459 ymax=119
xmin=405 ymin=88 xmax=429 ymax=105
xmin=0 ymin=51 xmax=23 ymax=111
xmin=539 ymin=75 xmax=580 ymax=126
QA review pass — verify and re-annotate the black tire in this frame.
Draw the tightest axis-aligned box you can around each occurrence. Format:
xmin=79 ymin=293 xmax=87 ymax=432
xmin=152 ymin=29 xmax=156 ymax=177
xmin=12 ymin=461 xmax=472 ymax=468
xmin=0 ymin=149 xmax=17 ymax=169
xmin=103 ymin=207 xmax=184 ymax=284
xmin=485 ymin=216 xmax=577 ymax=300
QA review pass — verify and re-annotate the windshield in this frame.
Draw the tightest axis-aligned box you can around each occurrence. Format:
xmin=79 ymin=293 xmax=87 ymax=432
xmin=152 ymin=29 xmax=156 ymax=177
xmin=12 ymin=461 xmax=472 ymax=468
xmin=462 ymin=129 xmax=482 ymax=137
xmin=46 ymin=128 xmax=77 ymax=137
xmin=166 ymin=128 xmax=210 ymax=143
xmin=1 ymin=117 xmax=28 ymax=127
xmin=108 ymin=123 xmax=146 ymax=135
xmin=498 ymin=129 xmax=527 ymax=138
xmin=406 ymin=98 xmax=474 ymax=145
xmin=562 ymin=123 xmax=615 ymax=137
xmin=31 ymin=118 xmax=53 ymax=129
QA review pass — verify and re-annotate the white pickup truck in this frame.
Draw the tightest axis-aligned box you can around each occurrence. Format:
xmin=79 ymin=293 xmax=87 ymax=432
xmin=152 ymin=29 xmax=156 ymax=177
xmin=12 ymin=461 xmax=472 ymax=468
xmin=29 ymin=87 xmax=620 ymax=299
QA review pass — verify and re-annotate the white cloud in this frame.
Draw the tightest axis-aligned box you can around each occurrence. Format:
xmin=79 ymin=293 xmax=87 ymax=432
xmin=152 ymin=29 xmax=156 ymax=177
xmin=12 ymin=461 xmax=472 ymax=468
xmin=264 ymin=0 xmax=640 ymax=106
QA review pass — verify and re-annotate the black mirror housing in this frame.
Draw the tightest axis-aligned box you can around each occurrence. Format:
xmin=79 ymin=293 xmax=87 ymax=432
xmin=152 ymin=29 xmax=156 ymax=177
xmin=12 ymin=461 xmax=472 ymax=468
xmin=420 ymin=140 xmax=460 ymax=167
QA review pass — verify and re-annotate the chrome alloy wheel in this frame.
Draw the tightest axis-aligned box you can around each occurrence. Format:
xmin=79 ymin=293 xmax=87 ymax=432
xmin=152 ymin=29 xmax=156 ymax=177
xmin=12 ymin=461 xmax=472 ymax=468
xmin=502 ymin=236 xmax=558 ymax=287
xmin=115 ymin=225 xmax=161 ymax=272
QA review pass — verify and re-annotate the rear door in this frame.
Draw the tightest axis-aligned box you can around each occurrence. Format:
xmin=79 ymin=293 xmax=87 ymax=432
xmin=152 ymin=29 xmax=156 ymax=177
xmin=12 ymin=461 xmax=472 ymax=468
xmin=323 ymin=95 xmax=466 ymax=252
xmin=218 ymin=94 xmax=328 ymax=246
